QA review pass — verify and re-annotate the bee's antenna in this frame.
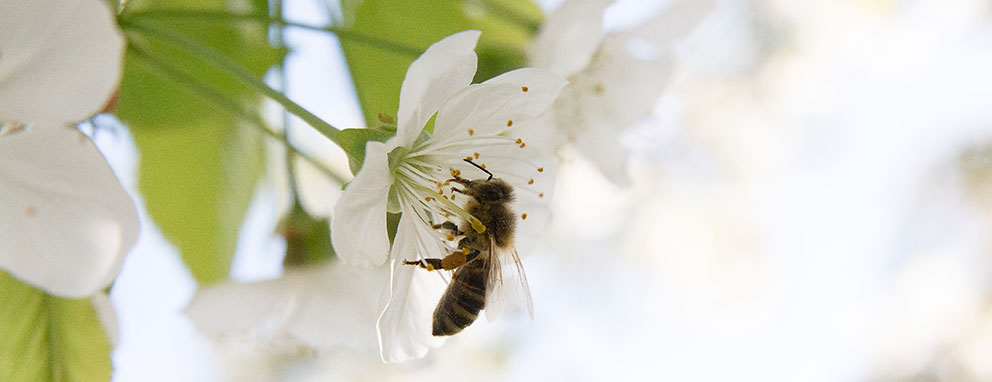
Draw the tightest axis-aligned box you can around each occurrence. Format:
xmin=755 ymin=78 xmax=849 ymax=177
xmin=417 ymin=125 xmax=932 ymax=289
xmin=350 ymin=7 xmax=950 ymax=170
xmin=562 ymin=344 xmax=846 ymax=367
xmin=463 ymin=158 xmax=493 ymax=181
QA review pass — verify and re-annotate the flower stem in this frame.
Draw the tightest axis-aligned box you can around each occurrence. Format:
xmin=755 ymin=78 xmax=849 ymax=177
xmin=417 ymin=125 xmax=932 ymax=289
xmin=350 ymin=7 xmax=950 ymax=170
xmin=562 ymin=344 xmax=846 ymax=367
xmin=118 ymin=18 xmax=342 ymax=145
xmin=121 ymin=9 xmax=423 ymax=57
xmin=271 ymin=0 xmax=302 ymax=205
xmin=126 ymin=41 xmax=347 ymax=185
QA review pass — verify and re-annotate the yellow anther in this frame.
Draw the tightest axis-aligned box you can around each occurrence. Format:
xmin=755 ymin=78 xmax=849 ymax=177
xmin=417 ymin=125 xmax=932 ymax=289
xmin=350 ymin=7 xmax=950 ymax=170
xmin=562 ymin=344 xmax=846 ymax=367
xmin=521 ymin=213 xmax=528 ymax=220
xmin=528 ymin=179 xmax=534 ymax=185
xmin=507 ymin=120 xmax=513 ymax=127
xmin=521 ymin=86 xmax=529 ymax=92
xmin=474 ymin=152 xmax=480 ymax=159
xmin=468 ymin=129 xmax=475 ymax=135
xmin=537 ymin=167 xmax=544 ymax=172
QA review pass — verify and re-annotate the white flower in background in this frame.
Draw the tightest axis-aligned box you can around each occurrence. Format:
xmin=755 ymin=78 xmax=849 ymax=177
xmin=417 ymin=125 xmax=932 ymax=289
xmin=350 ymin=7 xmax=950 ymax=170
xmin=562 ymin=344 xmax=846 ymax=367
xmin=331 ymin=30 xmax=565 ymax=362
xmin=526 ymin=0 xmax=713 ymax=186
xmin=185 ymin=260 xmax=389 ymax=355
xmin=0 ymin=0 xmax=139 ymax=297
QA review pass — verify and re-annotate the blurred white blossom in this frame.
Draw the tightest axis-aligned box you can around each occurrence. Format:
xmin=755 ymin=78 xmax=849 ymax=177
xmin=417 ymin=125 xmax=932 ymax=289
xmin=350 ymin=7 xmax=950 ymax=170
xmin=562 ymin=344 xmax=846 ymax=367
xmin=526 ymin=0 xmax=713 ymax=186
xmin=0 ymin=0 xmax=138 ymax=298
xmin=331 ymin=30 xmax=564 ymax=362
xmin=185 ymin=260 xmax=389 ymax=356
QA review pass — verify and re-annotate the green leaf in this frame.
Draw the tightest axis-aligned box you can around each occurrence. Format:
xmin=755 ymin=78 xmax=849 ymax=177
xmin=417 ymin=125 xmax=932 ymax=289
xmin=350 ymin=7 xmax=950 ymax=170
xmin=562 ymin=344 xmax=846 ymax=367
xmin=337 ymin=0 xmax=543 ymax=127
xmin=337 ymin=128 xmax=394 ymax=174
xmin=116 ymin=0 xmax=280 ymax=283
xmin=0 ymin=273 xmax=112 ymax=382
xmin=129 ymin=117 xmax=264 ymax=283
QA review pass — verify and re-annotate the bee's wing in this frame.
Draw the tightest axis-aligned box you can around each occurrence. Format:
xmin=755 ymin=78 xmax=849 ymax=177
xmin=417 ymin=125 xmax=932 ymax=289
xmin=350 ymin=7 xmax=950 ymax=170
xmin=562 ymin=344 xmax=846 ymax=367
xmin=509 ymin=247 xmax=534 ymax=320
xmin=484 ymin=237 xmax=534 ymax=322
xmin=484 ymin=237 xmax=505 ymax=322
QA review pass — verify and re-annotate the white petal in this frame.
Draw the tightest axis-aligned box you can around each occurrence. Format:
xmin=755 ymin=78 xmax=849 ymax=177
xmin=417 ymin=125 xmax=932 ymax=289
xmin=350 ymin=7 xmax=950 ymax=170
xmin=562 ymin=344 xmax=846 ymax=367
xmin=395 ymin=30 xmax=481 ymax=147
xmin=479 ymin=68 xmax=569 ymax=122
xmin=529 ymin=0 xmax=613 ymax=77
xmin=510 ymin=113 xmax=567 ymax=155
xmin=289 ymin=262 xmax=388 ymax=351
xmin=186 ymin=262 xmax=389 ymax=352
xmin=185 ymin=272 xmax=303 ymax=341
xmin=572 ymin=41 xmax=675 ymax=130
xmin=431 ymin=68 xmax=567 ymax=140
xmin=0 ymin=124 xmax=139 ymax=298
xmin=551 ymin=71 xmax=641 ymax=186
xmin=621 ymin=0 xmax=714 ymax=44
xmin=572 ymin=123 xmax=631 ymax=187
xmin=0 ymin=0 xmax=124 ymax=124
xmin=376 ymin=211 xmax=447 ymax=363
xmin=331 ymin=141 xmax=396 ymax=267
xmin=91 ymin=293 xmax=119 ymax=346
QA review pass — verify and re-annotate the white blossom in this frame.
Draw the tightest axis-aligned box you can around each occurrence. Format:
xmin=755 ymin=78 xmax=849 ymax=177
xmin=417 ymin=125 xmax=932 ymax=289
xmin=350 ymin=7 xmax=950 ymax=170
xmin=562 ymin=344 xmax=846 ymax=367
xmin=331 ymin=30 xmax=565 ymax=362
xmin=0 ymin=0 xmax=138 ymax=297
xmin=185 ymin=260 xmax=389 ymax=354
xmin=527 ymin=0 xmax=713 ymax=186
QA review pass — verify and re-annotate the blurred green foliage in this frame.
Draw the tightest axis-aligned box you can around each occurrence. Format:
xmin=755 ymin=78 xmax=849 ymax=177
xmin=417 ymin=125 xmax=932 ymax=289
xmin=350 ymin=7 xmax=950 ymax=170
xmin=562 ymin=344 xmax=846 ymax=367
xmin=0 ymin=272 xmax=112 ymax=382
xmin=116 ymin=0 xmax=282 ymax=284
xmin=337 ymin=0 xmax=543 ymax=139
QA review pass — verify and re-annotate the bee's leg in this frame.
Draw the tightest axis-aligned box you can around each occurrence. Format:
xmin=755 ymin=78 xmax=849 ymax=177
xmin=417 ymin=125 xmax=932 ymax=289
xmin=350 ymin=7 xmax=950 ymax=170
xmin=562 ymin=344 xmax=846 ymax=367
xmin=402 ymin=258 xmax=444 ymax=271
xmin=446 ymin=176 xmax=473 ymax=194
xmin=431 ymin=221 xmax=462 ymax=236
xmin=402 ymin=249 xmax=480 ymax=271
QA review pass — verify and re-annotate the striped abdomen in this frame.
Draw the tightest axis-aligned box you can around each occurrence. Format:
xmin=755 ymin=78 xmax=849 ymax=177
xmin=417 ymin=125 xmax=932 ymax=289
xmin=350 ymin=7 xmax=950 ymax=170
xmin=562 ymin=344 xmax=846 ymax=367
xmin=432 ymin=256 xmax=489 ymax=336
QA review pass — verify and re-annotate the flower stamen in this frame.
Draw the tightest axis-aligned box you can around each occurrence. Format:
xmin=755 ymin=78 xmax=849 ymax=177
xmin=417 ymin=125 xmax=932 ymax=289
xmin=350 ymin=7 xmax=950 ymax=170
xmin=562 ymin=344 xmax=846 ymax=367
xmin=409 ymin=182 xmax=486 ymax=234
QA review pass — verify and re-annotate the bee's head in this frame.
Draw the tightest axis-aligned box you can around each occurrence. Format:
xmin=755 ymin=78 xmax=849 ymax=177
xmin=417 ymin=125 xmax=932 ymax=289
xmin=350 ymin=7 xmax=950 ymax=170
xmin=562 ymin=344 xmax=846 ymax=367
xmin=469 ymin=179 xmax=514 ymax=203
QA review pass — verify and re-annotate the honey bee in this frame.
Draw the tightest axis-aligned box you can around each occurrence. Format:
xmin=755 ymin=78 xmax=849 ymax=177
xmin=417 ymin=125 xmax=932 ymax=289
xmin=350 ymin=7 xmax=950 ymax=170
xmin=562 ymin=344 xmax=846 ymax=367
xmin=403 ymin=159 xmax=534 ymax=336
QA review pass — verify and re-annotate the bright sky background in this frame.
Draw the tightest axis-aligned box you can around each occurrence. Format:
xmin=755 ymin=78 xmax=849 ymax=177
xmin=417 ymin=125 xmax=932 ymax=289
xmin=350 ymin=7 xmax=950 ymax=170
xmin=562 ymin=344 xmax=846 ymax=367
xmin=99 ymin=0 xmax=992 ymax=381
